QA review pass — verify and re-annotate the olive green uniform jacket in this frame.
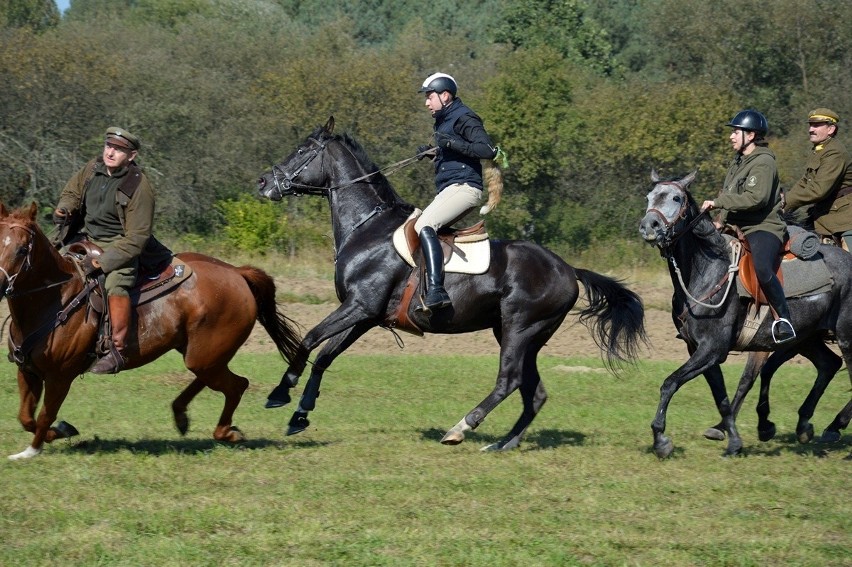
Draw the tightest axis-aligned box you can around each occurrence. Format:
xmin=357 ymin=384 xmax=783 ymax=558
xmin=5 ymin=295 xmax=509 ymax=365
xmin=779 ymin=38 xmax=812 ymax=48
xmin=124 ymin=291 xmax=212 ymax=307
xmin=57 ymin=159 xmax=171 ymax=274
xmin=783 ymin=136 xmax=852 ymax=236
xmin=714 ymin=146 xmax=786 ymax=241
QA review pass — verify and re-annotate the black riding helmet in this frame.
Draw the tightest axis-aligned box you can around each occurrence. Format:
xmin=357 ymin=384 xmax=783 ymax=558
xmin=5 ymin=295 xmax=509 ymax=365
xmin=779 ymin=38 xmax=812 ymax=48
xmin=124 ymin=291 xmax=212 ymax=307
xmin=418 ymin=72 xmax=458 ymax=97
xmin=726 ymin=109 xmax=768 ymax=137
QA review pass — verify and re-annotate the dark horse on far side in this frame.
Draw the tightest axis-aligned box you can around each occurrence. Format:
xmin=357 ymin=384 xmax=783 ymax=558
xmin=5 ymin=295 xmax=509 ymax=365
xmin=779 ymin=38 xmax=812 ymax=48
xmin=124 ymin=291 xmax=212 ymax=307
xmin=639 ymin=172 xmax=852 ymax=458
xmin=256 ymin=117 xmax=646 ymax=451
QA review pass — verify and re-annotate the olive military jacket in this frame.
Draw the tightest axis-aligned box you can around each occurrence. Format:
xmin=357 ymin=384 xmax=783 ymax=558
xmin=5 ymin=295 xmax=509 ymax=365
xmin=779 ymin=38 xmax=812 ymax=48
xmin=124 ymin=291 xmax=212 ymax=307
xmin=714 ymin=145 xmax=786 ymax=241
xmin=57 ymin=158 xmax=170 ymax=273
xmin=783 ymin=136 xmax=852 ymax=236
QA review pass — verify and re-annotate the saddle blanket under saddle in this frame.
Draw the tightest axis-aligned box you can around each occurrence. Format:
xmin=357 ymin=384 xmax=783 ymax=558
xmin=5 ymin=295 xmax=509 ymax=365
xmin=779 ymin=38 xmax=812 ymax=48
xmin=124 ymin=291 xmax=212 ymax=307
xmin=735 ymin=254 xmax=833 ymax=300
xmin=391 ymin=210 xmax=491 ymax=274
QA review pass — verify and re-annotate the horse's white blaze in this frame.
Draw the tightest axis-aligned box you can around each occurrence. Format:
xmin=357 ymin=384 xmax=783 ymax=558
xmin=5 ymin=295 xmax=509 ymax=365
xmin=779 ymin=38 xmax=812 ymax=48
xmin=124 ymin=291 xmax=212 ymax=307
xmin=3 ymin=235 xmax=10 ymax=247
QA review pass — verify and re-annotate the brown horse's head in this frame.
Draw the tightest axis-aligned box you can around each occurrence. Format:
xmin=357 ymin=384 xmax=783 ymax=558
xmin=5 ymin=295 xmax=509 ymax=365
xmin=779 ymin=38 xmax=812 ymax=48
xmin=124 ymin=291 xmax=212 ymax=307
xmin=0 ymin=202 xmax=41 ymax=296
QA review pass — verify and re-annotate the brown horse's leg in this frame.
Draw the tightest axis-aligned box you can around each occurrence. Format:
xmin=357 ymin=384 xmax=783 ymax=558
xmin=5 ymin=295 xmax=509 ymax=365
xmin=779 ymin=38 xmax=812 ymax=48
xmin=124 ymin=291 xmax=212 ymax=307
xmin=194 ymin=366 xmax=249 ymax=443
xmin=171 ymin=378 xmax=206 ymax=436
xmin=16 ymin=368 xmax=42 ymax=433
xmin=10 ymin=376 xmax=74 ymax=460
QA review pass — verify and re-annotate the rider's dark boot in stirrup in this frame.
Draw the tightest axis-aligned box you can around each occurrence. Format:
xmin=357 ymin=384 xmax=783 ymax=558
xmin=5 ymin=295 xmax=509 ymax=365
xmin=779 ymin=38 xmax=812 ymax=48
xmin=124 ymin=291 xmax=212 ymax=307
xmin=763 ymin=277 xmax=796 ymax=344
xmin=419 ymin=226 xmax=451 ymax=310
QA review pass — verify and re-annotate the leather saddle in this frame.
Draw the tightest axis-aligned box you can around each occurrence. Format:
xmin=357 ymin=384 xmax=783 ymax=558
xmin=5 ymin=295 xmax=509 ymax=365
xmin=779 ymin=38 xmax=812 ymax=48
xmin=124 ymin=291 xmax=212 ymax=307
xmin=391 ymin=210 xmax=490 ymax=275
xmin=66 ymin=241 xmax=193 ymax=313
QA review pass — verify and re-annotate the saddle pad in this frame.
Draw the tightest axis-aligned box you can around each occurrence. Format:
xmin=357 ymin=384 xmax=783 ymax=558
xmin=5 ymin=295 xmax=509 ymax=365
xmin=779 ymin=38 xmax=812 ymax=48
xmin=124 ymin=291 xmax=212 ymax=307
xmin=131 ymin=256 xmax=194 ymax=305
xmin=392 ymin=215 xmax=491 ymax=275
xmin=736 ymin=254 xmax=833 ymax=299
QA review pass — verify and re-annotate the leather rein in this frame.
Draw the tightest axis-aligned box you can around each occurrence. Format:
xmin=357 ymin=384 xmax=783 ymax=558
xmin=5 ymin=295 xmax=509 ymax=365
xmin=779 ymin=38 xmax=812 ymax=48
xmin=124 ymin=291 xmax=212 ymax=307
xmin=648 ymin=182 xmax=740 ymax=311
xmin=0 ymin=220 xmax=96 ymax=365
xmin=269 ymin=136 xmax=423 ymax=198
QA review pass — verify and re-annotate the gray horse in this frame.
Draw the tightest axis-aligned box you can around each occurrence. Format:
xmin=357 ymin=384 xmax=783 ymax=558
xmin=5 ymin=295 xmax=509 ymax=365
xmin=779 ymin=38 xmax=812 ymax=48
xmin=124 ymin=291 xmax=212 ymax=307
xmin=639 ymin=171 xmax=852 ymax=458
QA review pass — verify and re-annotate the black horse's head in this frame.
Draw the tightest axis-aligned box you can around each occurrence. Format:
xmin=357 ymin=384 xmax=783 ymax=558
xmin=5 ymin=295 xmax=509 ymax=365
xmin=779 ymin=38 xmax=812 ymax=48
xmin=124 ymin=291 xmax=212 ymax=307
xmin=639 ymin=169 xmax=699 ymax=248
xmin=257 ymin=117 xmax=336 ymax=201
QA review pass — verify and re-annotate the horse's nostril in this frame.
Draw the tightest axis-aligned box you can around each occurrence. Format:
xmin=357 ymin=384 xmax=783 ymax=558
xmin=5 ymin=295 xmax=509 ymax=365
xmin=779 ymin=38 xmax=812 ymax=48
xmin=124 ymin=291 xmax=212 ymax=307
xmin=258 ymin=178 xmax=266 ymax=189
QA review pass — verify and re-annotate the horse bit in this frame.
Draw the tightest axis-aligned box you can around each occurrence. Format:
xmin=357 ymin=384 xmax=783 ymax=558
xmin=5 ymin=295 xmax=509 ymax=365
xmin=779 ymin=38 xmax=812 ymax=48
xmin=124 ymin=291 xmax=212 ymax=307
xmin=647 ymin=183 xmax=740 ymax=309
xmin=0 ymin=222 xmax=35 ymax=297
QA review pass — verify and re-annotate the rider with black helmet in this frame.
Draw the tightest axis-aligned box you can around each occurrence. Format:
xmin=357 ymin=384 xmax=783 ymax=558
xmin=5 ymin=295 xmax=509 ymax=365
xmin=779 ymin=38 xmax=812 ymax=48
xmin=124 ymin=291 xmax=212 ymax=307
xmin=701 ymin=109 xmax=796 ymax=343
xmin=414 ymin=72 xmax=497 ymax=311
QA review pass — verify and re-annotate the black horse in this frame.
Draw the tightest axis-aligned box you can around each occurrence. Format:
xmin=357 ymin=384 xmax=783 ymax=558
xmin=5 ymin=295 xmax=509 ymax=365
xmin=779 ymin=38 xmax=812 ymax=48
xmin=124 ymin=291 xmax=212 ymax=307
xmin=256 ymin=117 xmax=646 ymax=451
xmin=639 ymin=171 xmax=852 ymax=458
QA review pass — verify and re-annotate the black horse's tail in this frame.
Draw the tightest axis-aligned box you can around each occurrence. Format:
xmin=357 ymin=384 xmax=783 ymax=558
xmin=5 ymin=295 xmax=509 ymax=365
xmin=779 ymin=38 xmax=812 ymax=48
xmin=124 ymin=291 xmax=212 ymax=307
xmin=574 ymin=268 xmax=647 ymax=370
xmin=237 ymin=266 xmax=304 ymax=363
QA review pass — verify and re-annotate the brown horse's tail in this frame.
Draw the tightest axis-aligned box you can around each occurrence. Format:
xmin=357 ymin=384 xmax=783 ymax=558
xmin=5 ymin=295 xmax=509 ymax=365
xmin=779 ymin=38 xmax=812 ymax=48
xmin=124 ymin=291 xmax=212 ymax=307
xmin=479 ymin=158 xmax=503 ymax=215
xmin=237 ymin=266 xmax=303 ymax=363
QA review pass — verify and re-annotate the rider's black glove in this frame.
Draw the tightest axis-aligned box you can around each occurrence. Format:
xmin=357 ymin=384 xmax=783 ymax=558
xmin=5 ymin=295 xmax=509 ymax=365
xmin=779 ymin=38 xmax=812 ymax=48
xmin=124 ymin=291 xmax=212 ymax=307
xmin=416 ymin=145 xmax=437 ymax=161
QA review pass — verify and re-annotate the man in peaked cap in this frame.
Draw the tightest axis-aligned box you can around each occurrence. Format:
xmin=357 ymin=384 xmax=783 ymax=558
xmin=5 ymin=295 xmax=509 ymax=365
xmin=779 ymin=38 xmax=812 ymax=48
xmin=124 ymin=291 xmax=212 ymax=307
xmin=783 ymin=107 xmax=852 ymax=250
xmin=53 ymin=126 xmax=172 ymax=374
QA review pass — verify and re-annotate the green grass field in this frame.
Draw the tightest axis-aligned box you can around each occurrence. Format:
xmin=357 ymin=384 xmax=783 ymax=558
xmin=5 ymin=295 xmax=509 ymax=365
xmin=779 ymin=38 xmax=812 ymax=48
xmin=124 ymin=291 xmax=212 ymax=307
xmin=0 ymin=352 xmax=849 ymax=566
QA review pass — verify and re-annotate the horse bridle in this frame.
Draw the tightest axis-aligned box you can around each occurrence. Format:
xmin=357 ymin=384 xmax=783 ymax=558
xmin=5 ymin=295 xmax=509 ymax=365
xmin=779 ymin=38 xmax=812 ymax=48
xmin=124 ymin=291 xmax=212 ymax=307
xmin=268 ymin=136 xmax=422 ymax=199
xmin=269 ymin=137 xmax=330 ymax=198
xmin=645 ymin=181 xmax=708 ymax=248
xmin=0 ymin=221 xmax=35 ymax=296
xmin=646 ymin=182 xmax=739 ymax=310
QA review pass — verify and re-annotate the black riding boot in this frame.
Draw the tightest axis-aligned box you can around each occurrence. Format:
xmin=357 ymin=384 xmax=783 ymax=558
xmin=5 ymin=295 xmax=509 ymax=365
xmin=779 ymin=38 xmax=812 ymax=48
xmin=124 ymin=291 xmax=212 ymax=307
xmin=419 ymin=226 xmax=451 ymax=310
xmin=762 ymin=277 xmax=796 ymax=344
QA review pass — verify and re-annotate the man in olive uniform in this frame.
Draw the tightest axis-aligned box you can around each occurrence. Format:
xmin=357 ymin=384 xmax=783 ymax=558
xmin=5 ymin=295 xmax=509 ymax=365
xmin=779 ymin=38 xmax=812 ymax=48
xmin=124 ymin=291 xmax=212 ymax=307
xmin=54 ymin=126 xmax=171 ymax=374
xmin=783 ymin=108 xmax=852 ymax=250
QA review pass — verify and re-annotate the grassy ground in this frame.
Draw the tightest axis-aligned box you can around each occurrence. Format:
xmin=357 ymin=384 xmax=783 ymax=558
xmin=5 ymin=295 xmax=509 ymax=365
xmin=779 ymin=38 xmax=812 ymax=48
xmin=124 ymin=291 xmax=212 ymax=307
xmin=1 ymin=353 xmax=849 ymax=566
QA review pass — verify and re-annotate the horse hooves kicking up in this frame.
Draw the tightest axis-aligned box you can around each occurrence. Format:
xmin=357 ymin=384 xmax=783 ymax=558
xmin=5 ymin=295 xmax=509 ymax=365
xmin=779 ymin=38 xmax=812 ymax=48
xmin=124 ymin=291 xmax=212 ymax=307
xmin=51 ymin=420 xmax=80 ymax=439
xmin=265 ymin=385 xmax=292 ymax=409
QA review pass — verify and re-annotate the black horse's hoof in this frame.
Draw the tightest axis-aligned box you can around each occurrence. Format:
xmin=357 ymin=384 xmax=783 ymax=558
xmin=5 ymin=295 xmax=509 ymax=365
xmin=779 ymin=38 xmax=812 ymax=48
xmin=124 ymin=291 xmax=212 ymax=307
xmin=797 ymin=423 xmax=815 ymax=444
xmin=286 ymin=412 xmax=310 ymax=436
xmin=52 ymin=420 xmax=80 ymax=439
xmin=265 ymin=385 xmax=292 ymax=409
xmin=758 ymin=422 xmax=776 ymax=442
xmin=819 ymin=430 xmax=841 ymax=443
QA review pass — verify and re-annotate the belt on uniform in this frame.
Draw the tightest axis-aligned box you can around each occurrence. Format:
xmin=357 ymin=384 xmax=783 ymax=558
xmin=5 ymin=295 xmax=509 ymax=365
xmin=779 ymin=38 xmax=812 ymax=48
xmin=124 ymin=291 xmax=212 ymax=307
xmin=835 ymin=186 xmax=852 ymax=199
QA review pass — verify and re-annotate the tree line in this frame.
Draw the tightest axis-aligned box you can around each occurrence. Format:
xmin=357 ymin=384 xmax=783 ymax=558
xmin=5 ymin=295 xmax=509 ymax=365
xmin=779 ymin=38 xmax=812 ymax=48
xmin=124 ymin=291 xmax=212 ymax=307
xmin=1 ymin=0 xmax=850 ymax=255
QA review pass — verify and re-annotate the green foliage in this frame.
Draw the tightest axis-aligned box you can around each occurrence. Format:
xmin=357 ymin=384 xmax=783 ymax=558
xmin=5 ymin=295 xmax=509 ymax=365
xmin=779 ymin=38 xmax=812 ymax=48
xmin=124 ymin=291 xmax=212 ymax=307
xmin=215 ymin=193 xmax=288 ymax=253
xmin=0 ymin=0 xmax=850 ymax=252
xmin=494 ymin=0 xmax=620 ymax=76
xmin=0 ymin=0 xmax=58 ymax=31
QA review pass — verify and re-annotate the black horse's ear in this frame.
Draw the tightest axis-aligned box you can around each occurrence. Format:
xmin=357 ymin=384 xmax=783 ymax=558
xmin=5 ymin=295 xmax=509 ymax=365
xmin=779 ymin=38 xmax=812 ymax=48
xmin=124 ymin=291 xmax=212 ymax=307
xmin=324 ymin=116 xmax=335 ymax=134
xmin=650 ymin=168 xmax=660 ymax=183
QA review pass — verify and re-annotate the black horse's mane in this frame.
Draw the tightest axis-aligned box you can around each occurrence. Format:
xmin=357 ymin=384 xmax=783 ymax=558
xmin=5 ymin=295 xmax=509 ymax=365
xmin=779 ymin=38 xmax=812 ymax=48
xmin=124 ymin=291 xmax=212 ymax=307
xmin=314 ymin=126 xmax=415 ymax=213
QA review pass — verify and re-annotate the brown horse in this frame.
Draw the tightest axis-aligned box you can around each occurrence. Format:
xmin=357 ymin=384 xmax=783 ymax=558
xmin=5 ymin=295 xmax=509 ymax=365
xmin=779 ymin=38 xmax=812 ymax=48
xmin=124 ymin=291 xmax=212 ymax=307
xmin=0 ymin=203 xmax=302 ymax=460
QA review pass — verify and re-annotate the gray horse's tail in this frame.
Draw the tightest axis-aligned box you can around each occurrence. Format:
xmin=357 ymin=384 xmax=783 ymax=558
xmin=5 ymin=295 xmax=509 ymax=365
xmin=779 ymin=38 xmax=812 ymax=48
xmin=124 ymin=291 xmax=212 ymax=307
xmin=574 ymin=268 xmax=647 ymax=370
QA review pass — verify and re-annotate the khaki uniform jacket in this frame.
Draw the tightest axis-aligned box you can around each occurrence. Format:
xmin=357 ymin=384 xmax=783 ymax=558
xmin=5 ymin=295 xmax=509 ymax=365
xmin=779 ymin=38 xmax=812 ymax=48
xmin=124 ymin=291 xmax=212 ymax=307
xmin=57 ymin=159 xmax=169 ymax=273
xmin=784 ymin=136 xmax=852 ymax=236
xmin=714 ymin=146 xmax=786 ymax=241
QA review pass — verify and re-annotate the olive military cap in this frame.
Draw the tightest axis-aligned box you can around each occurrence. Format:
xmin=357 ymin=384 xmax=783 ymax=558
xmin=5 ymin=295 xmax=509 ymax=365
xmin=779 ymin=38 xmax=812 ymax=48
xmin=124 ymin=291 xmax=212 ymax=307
xmin=105 ymin=126 xmax=140 ymax=150
xmin=807 ymin=108 xmax=840 ymax=124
